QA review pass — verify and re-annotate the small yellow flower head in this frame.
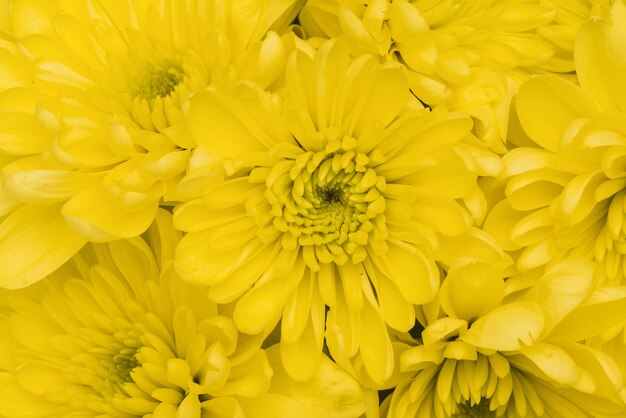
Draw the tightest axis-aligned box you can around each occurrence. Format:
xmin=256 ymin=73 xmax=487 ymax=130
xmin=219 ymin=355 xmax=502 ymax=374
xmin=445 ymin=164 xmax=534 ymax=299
xmin=485 ymin=0 xmax=626 ymax=282
xmin=0 ymin=211 xmax=274 ymax=417
xmin=387 ymin=259 xmax=626 ymax=418
xmin=299 ymin=0 xmax=571 ymax=151
xmin=0 ymin=0 xmax=296 ymax=288
xmin=177 ymin=39 xmax=479 ymax=385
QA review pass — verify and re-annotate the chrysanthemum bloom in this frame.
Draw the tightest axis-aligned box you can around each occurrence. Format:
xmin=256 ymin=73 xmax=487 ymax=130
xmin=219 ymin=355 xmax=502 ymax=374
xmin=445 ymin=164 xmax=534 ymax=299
xmin=0 ymin=210 xmax=368 ymax=418
xmin=298 ymin=0 xmax=566 ymax=151
xmin=174 ymin=38 xmax=487 ymax=385
xmin=0 ymin=0 xmax=298 ymax=289
xmin=386 ymin=258 xmax=626 ymax=418
xmin=484 ymin=0 xmax=626 ymax=283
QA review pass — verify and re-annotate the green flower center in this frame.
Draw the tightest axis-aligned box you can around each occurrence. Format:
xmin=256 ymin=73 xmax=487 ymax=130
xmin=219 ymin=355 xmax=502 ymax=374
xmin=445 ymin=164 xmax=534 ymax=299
xmin=110 ymin=347 xmax=139 ymax=384
xmin=452 ymin=399 xmax=495 ymax=418
xmin=265 ymin=145 xmax=388 ymax=266
xmin=132 ymin=59 xmax=184 ymax=100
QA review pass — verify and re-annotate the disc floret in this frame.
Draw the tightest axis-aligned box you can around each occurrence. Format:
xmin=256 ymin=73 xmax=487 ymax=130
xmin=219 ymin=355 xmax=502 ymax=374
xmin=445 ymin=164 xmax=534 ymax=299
xmin=264 ymin=139 xmax=387 ymax=267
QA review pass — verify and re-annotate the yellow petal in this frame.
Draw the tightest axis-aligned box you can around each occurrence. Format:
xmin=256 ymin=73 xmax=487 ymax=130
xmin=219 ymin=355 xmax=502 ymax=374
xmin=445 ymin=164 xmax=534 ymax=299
xmin=212 ymin=350 xmax=272 ymax=398
xmin=10 ymin=0 xmax=57 ymax=37
xmin=352 ymin=65 xmax=409 ymax=135
xmin=461 ymin=302 xmax=544 ymax=351
xmin=575 ymin=0 xmax=626 ymax=112
xmin=14 ymin=361 xmax=65 ymax=396
xmin=557 ymin=171 xmax=605 ymax=225
xmin=0 ymin=203 xmax=85 ymax=289
xmin=186 ymin=88 xmax=267 ymax=157
xmin=375 ymin=275 xmax=414 ymax=332
xmin=440 ymin=259 xmax=505 ymax=323
xmin=412 ymin=196 xmax=472 ymax=236
xmin=553 ymin=339 xmax=624 ymax=398
xmin=505 ymin=168 xmax=570 ymax=211
xmin=201 ymin=397 xmax=245 ymax=418
xmin=0 ymin=49 xmax=34 ymax=90
xmin=517 ymin=75 xmax=595 ymax=151
xmin=233 ymin=257 xmax=305 ymax=334
xmin=176 ymin=394 xmax=201 ymax=418
xmin=359 ymin=296 xmax=394 ymax=385
xmin=0 ymin=112 xmax=50 ymax=155
xmin=61 ymin=184 xmax=158 ymax=241
xmin=532 ymin=259 xmax=596 ymax=335
xmin=238 ymin=393 xmax=317 ymax=418
xmin=550 ymin=286 xmax=626 ymax=341
xmin=511 ymin=342 xmax=581 ymax=386
xmin=381 ymin=244 xmax=438 ymax=305
xmin=3 ymin=168 xmax=102 ymax=203
xmin=280 ymin=307 xmax=324 ymax=382
xmin=208 ymin=244 xmax=278 ymax=303
xmin=265 ymin=344 xmax=366 ymax=418
xmin=281 ymin=273 xmax=315 ymax=343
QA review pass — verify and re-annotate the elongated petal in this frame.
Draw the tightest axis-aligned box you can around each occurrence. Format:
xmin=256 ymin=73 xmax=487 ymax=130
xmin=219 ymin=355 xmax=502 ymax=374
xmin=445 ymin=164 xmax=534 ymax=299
xmin=280 ymin=310 xmax=323 ymax=382
xmin=360 ymin=295 xmax=394 ymax=385
xmin=0 ymin=204 xmax=85 ymax=289
xmin=575 ymin=0 xmax=626 ymax=112
xmin=233 ymin=257 xmax=305 ymax=334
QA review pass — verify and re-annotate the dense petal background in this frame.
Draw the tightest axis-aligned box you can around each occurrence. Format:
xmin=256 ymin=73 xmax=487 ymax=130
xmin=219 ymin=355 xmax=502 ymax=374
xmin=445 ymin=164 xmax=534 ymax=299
xmin=0 ymin=1 xmax=625 ymax=417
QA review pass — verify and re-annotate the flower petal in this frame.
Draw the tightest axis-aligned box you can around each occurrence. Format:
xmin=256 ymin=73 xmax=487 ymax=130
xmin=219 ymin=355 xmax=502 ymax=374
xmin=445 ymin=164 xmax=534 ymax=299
xmin=61 ymin=184 xmax=158 ymax=241
xmin=550 ymin=286 xmax=626 ymax=341
xmin=265 ymin=344 xmax=366 ymax=418
xmin=511 ymin=342 xmax=581 ymax=386
xmin=516 ymin=75 xmax=595 ymax=151
xmin=0 ymin=203 xmax=85 ymax=289
xmin=575 ymin=0 xmax=626 ymax=112
xmin=233 ymin=256 xmax=305 ymax=334
xmin=461 ymin=302 xmax=544 ymax=352
xmin=359 ymin=294 xmax=395 ymax=385
xmin=531 ymin=259 xmax=596 ymax=335
xmin=440 ymin=259 xmax=505 ymax=323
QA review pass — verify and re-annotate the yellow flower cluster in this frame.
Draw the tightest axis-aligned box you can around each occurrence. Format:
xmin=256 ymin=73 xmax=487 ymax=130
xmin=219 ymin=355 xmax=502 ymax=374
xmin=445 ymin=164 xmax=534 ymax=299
xmin=0 ymin=0 xmax=625 ymax=417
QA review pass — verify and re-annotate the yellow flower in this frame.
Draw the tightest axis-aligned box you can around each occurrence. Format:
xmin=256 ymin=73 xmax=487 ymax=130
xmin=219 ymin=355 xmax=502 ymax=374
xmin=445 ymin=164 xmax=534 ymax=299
xmin=299 ymin=0 xmax=567 ymax=151
xmin=387 ymin=259 xmax=626 ymax=417
xmin=484 ymin=0 xmax=626 ymax=283
xmin=0 ymin=210 xmax=368 ymax=418
xmin=176 ymin=39 xmax=480 ymax=385
xmin=0 ymin=0 xmax=296 ymax=288
xmin=0 ymin=210 xmax=272 ymax=417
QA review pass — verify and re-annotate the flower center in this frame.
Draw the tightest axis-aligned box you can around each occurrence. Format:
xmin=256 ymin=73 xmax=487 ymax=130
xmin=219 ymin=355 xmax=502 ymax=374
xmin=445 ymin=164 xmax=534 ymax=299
xmin=452 ymin=399 xmax=495 ymax=418
xmin=318 ymin=185 xmax=345 ymax=205
xmin=265 ymin=145 xmax=387 ymax=266
xmin=132 ymin=59 xmax=184 ymax=101
xmin=110 ymin=347 xmax=139 ymax=384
